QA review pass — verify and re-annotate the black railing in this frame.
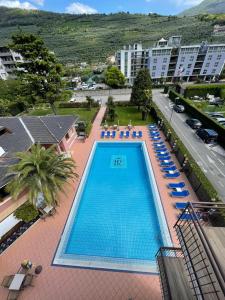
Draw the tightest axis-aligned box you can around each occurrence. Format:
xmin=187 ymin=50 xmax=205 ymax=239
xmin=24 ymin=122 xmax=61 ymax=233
xmin=174 ymin=202 xmax=225 ymax=299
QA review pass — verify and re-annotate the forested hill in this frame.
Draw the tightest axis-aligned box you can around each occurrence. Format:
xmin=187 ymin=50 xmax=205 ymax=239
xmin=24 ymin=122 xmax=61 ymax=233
xmin=0 ymin=7 xmax=224 ymax=64
xmin=180 ymin=0 xmax=225 ymax=16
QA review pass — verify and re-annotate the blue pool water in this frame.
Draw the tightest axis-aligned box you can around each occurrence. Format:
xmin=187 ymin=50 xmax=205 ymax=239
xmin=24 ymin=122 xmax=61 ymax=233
xmin=54 ymin=142 xmax=171 ymax=272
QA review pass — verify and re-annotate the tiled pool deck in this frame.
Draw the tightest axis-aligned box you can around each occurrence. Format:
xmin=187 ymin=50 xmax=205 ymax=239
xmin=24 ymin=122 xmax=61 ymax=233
xmin=0 ymin=107 xmax=198 ymax=300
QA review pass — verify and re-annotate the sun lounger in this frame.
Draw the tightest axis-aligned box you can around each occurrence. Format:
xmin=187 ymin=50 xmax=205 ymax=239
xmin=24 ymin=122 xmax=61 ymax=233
xmin=153 ymin=141 xmax=164 ymax=145
xmin=157 ymin=152 xmax=169 ymax=157
xmin=168 ymin=182 xmax=185 ymax=189
xmin=150 ymin=133 xmax=160 ymax=137
xmin=160 ymin=161 xmax=174 ymax=167
xmin=148 ymin=124 xmax=157 ymax=128
xmin=164 ymin=172 xmax=180 ymax=178
xmin=175 ymin=202 xmax=188 ymax=210
xmin=178 ymin=212 xmax=201 ymax=221
xmin=155 ymin=148 xmax=167 ymax=152
xmin=101 ymin=131 xmax=105 ymax=138
xmin=158 ymin=156 xmax=171 ymax=161
xmin=106 ymin=131 xmax=110 ymax=138
xmin=132 ymin=131 xmax=137 ymax=138
xmin=120 ymin=131 xmax=124 ymax=138
xmin=154 ymin=144 xmax=165 ymax=148
xmin=125 ymin=131 xmax=130 ymax=138
xmin=170 ymin=190 xmax=190 ymax=197
xmin=151 ymin=137 xmax=161 ymax=141
xmin=111 ymin=131 xmax=116 ymax=138
xmin=138 ymin=131 xmax=143 ymax=138
xmin=161 ymin=166 xmax=177 ymax=172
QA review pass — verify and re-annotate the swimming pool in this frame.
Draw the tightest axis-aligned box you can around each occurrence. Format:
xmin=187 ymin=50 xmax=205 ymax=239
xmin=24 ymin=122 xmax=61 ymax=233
xmin=53 ymin=142 xmax=172 ymax=273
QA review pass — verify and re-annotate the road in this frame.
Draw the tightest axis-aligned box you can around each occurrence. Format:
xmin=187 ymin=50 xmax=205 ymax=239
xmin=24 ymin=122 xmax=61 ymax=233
xmin=153 ymin=89 xmax=225 ymax=202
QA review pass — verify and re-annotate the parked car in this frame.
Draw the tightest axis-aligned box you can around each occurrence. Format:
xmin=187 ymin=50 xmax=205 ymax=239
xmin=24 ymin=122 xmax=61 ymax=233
xmin=173 ymin=104 xmax=185 ymax=113
xmin=207 ymin=112 xmax=224 ymax=118
xmin=214 ymin=118 xmax=225 ymax=123
xmin=196 ymin=128 xmax=218 ymax=144
xmin=185 ymin=118 xmax=202 ymax=129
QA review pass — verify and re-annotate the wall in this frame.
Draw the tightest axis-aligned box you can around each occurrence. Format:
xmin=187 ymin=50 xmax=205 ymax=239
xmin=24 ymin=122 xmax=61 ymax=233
xmin=59 ymin=126 xmax=77 ymax=152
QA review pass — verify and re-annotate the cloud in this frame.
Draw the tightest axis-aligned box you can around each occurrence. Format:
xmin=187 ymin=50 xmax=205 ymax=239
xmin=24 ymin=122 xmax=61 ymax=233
xmin=31 ymin=0 xmax=44 ymax=5
xmin=65 ymin=2 xmax=98 ymax=14
xmin=173 ymin=0 xmax=203 ymax=7
xmin=0 ymin=0 xmax=37 ymax=9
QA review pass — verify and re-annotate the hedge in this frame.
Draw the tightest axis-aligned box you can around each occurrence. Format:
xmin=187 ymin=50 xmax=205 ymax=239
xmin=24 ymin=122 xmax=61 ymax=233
xmin=58 ymin=102 xmax=100 ymax=108
xmin=151 ymin=102 xmax=218 ymax=200
xmin=184 ymin=84 xmax=225 ymax=98
xmin=169 ymin=90 xmax=225 ymax=147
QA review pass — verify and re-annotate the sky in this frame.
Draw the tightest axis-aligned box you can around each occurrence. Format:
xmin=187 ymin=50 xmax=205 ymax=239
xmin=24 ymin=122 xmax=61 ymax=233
xmin=0 ymin=0 xmax=204 ymax=15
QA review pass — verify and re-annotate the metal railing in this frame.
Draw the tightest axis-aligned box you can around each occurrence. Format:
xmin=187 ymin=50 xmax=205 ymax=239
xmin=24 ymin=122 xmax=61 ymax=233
xmin=174 ymin=202 xmax=225 ymax=299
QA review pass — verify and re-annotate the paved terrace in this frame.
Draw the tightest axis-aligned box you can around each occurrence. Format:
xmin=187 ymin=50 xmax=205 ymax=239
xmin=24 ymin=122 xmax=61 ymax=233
xmin=0 ymin=107 xmax=198 ymax=300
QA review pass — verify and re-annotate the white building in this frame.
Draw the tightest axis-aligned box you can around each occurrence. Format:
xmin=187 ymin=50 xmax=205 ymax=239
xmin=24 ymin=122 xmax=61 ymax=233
xmin=116 ymin=36 xmax=225 ymax=84
xmin=0 ymin=47 xmax=23 ymax=80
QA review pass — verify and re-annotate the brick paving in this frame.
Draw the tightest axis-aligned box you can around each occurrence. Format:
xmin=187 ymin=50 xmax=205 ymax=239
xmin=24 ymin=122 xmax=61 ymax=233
xmin=0 ymin=107 xmax=198 ymax=299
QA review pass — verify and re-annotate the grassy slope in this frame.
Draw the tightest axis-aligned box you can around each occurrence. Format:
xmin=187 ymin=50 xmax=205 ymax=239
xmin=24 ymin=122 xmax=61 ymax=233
xmin=180 ymin=0 xmax=225 ymax=16
xmin=0 ymin=7 xmax=224 ymax=63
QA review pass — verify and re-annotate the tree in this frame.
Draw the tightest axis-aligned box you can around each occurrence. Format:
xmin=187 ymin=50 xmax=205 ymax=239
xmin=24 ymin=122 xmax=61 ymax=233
xmin=130 ymin=69 xmax=152 ymax=111
xmin=107 ymin=96 xmax=116 ymax=121
xmin=9 ymin=32 xmax=64 ymax=114
xmin=86 ymin=96 xmax=94 ymax=110
xmin=105 ymin=66 xmax=125 ymax=88
xmin=14 ymin=202 xmax=39 ymax=223
xmin=7 ymin=144 xmax=78 ymax=207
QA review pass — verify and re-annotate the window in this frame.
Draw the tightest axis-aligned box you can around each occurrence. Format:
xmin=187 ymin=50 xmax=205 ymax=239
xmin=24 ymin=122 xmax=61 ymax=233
xmin=152 ymin=72 xmax=155 ymax=77
xmin=181 ymin=57 xmax=185 ymax=62
xmin=208 ymin=55 xmax=212 ymax=60
xmin=203 ymin=69 xmax=207 ymax=74
xmin=186 ymin=70 xmax=190 ymax=75
xmin=153 ymin=58 xmax=157 ymax=63
xmin=161 ymin=72 xmax=165 ymax=77
xmin=212 ymin=69 xmax=216 ymax=74
xmin=163 ymin=57 xmax=167 ymax=63
xmin=152 ymin=66 xmax=156 ymax=70
xmin=217 ymin=54 xmax=222 ymax=60
xmin=205 ymin=63 xmax=210 ymax=68
xmin=162 ymin=65 xmax=166 ymax=70
xmin=65 ymin=133 xmax=70 ymax=140
xmin=188 ymin=64 xmax=192 ymax=69
xmin=214 ymin=62 xmax=219 ymax=67
xmin=190 ymin=56 xmax=194 ymax=62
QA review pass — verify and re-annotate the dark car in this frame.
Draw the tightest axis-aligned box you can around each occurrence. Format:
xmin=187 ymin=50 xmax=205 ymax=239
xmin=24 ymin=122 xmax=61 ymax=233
xmin=173 ymin=104 xmax=185 ymax=113
xmin=185 ymin=118 xmax=202 ymax=129
xmin=196 ymin=128 xmax=218 ymax=144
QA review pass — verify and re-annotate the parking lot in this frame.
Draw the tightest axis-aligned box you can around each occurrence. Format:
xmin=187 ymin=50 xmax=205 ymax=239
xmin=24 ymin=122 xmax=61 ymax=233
xmin=153 ymin=89 xmax=225 ymax=201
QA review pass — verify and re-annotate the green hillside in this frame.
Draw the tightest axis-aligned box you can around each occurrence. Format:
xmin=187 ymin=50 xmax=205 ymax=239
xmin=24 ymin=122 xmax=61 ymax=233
xmin=180 ymin=0 xmax=225 ymax=16
xmin=0 ymin=7 xmax=224 ymax=64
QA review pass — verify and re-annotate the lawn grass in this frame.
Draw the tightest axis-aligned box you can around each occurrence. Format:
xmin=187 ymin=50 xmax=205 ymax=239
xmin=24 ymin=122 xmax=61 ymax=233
xmin=106 ymin=106 xmax=154 ymax=126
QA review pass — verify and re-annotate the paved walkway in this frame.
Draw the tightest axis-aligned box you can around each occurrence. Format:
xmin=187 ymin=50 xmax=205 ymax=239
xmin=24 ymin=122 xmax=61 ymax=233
xmin=0 ymin=107 xmax=198 ymax=300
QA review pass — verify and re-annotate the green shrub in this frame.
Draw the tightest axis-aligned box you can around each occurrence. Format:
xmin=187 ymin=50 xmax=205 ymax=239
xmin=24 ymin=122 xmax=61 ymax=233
xmin=169 ymin=90 xmax=225 ymax=147
xmin=14 ymin=202 xmax=39 ymax=223
xmin=58 ymin=101 xmax=100 ymax=109
xmin=184 ymin=84 xmax=225 ymax=98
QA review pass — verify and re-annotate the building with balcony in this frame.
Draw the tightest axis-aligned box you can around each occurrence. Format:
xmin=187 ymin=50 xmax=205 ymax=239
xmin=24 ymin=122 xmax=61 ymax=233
xmin=156 ymin=202 xmax=225 ymax=300
xmin=0 ymin=46 xmax=23 ymax=80
xmin=115 ymin=36 xmax=225 ymax=84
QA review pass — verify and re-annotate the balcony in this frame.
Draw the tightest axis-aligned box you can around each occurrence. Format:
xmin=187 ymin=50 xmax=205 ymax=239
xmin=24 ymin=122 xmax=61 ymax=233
xmin=157 ymin=202 xmax=225 ymax=300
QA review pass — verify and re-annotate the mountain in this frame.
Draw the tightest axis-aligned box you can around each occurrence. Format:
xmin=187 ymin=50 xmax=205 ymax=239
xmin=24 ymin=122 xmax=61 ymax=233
xmin=0 ymin=7 xmax=224 ymax=64
xmin=180 ymin=0 xmax=225 ymax=16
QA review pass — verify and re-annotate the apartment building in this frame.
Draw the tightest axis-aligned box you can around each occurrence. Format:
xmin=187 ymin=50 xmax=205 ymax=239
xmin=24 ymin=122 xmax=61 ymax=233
xmin=213 ymin=24 xmax=225 ymax=36
xmin=116 ymin=36 xmax=225 ymax=84
xmin=0 ymin=46 xmax=23 ymax=80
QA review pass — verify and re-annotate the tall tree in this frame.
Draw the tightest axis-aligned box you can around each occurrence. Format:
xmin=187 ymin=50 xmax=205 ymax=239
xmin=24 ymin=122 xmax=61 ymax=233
xmin=130 ymin=69 xmax=152 ymax=111
xmin=105 ymin=66 xmax=125 ymax=88
xmin=9 ymin=32 xmax=64 ymax=114
xmin=7 ymin=144 xmax=78 ymax=207
xmin=107 ymin=96 xmax=116 ymax=121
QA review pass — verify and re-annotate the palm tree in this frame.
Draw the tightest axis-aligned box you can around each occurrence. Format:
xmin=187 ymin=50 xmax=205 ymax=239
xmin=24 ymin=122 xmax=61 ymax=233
xmin=7 ymin=144 xmax=78 ymax=207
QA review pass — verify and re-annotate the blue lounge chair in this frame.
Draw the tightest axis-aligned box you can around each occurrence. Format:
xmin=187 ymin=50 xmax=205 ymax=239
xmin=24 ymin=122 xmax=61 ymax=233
xmin=161 ymin=166 xmax=177 ymax=172
xmin=170 ymin=190 xmax=190 ymax=197
xmin=149 ymin=129 xmax=159 ymax=133
xmin=125 ymin=131 xmax=130 ymax=138
xmin=138 ymin=131 xmax=143 ymax=138
xmin=154 ymin=145 xmax=166 ymax=150
xmin=160 ymin=161 xmax=175 ymax=167
xmin=157 ymin=152 xmax=169 ymax=157
xmin=120 ymin=131 xmax=124 ymax=138
xmin=101 ymin=131 xmax=105 ymax=138
xmin=106 ymin=131 xmax=111 ymax=138
xmin=155 ymin=148 xmax=167 ymax=152
xmin=150 ymin=133 xmax=160 ymax=137
xmin=132 ymin=131 xmax=137 ymax=138
xmin=158 ymin=156 xmax=171 ymax=161
xmin=178 ymin=213 xmax=201 ymax=221
xmin=164 ymin=172 xmax=180 ymax=178
xmin=153 ymin=141 xmax=164 ymax=145
xmin=111 ymin=131 xmax=116 ymax=138
xmin=151 ymin=137 xmax=161 ymax=141
xmin=175 ymin=202 xmax=188 ymax=210
xmin=148 ymin=124 xmax=157 ymax=128
xmin=168 ymin=182 xmax=185 ymax=189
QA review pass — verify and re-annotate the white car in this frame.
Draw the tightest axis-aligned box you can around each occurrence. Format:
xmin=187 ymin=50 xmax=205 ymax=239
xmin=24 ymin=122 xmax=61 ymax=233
xmin=214 ymin=118 xmax=225 ymax=123
xmin=69 ymin=98 xmax=76 ymax=103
